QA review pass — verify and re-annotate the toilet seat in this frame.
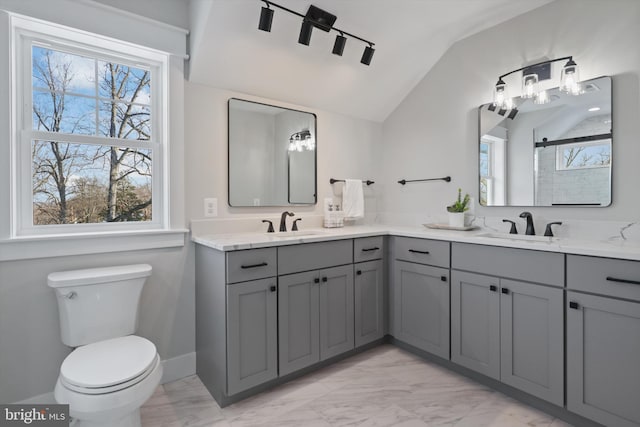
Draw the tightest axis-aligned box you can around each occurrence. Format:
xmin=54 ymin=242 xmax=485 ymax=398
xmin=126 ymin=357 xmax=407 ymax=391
xmin=60 ymin=335 xmax=159 ymax=395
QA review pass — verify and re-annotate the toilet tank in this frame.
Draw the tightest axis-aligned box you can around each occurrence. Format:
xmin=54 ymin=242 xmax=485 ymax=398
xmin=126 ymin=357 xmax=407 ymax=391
xmin=47 ymin=264 xmax=152 ymax=347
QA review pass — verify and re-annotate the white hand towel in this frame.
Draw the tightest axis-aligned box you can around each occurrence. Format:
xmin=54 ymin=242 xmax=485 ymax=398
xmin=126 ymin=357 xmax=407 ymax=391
xmin=343 ymin=179 xmax=364 ymax=220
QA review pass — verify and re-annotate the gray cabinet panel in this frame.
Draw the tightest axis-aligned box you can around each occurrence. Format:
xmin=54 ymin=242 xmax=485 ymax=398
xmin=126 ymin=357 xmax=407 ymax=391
xmin=278 ymin=270 xmax=320 ymax=376
xmin=319 ymin=265 xmax=354 ymax=360
xmin=226 ymin=248 xmax=277 ymax=284
xmin=567 ymin=292 xmax=640 ymax=427
xmin=500 ymin=279 xmax=564 ymax=406
xmin=227 ymin=278 xmax=278 ymax=395
xmin=354 ymin=260 xmax=384 ymax=347
xmin=567 ymin=254 xmax=640 ymax=302
xmin=354 ymin=236 xmax=384 ymax=263
xmin=393 ymin=237 xmax=450 ymax=268
xmin=393 ymin=261 xmax=450 ymax=359
xmin=451 ymin=243 xmax=564 ymax=287
xmin=451 ymin=270 xmax=500 ymax=379
xmin=278 ymin=240 xmax=353 ymax=275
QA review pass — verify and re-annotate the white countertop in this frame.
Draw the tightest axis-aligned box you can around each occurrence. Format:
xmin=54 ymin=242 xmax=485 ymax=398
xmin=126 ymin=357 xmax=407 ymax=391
xmin=192 ymin=225 xmax=640 ymax=261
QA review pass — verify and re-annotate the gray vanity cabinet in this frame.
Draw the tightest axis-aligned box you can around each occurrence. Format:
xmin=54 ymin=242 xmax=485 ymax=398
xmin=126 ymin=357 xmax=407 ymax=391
xmin=499 ymin=279 xmax=564 ymax=406
xmin=354 ymin=259 xmax=384 ymax=347
xmin=195 ymin=245 xmax=278 ymax=403
xmin=566 ymin=255 xmax=640 ymax=427
xmin=391 ymin=237 xmax=451 ymax=359
xmin=278 ymin=240 xmax=355 ymax=376
xmin=354 ymin=236 xmax=385 ymax=348
xmin=226 ymin=278 xmax=278 ymax=395
xmin=393 ymin=261 xmax=450 ymax=359
xmin=278 ymin=270 xmax=320 ymax=376
xmin=451 ymin=243 xmax=564 ymax=406
xmin=279 ymin=264 xmax=354 ymax=376
xmin=451 ymin=270 xmax=500 ymax=379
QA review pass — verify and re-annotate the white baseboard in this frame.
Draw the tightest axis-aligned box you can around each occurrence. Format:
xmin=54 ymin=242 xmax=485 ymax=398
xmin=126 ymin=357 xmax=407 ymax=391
xmin=15 ymin=352 xmax=196 ymax=403
xmin=161 ymin=352 xmax=196 ymax=384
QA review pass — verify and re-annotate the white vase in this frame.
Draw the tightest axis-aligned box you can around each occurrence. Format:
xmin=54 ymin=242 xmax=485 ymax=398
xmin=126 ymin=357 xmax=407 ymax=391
xmin=448 ymin=212 xmax=465 ymax=228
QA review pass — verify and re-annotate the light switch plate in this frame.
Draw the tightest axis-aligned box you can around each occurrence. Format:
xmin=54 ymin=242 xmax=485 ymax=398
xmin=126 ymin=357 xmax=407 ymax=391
xmin=204 ymin=198 xmax=217 ymax=217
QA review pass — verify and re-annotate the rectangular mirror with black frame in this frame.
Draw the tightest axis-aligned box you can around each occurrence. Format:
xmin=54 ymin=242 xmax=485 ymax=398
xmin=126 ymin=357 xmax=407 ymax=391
xmin=478 ymin=76 xmax=612 ymax=207
xmin=228 ymin=98 xmax=317 ymax=207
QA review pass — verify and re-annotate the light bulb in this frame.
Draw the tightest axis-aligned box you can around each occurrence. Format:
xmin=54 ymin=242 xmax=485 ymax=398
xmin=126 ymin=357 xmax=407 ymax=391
xmin=534 ymin=90 xmax=550 ymax=105
xmin=522 ymin=73 xmax=538 ymax=99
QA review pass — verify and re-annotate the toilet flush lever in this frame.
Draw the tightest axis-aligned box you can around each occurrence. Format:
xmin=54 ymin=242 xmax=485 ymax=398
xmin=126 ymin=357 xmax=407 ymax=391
xmin=63 ymin=291 xmax=77 ymax=299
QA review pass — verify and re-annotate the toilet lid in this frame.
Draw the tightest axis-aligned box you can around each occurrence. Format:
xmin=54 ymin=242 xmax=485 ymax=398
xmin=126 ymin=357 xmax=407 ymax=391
xmin=61 ymin=335 xmax=157 ymax=389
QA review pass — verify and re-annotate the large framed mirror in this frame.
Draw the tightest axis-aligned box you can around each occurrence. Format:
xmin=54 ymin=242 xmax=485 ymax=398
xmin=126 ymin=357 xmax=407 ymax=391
xmin=478 ymin=76 xmax=612 ymax=207
xmin=228 ymin=98 xmax=317 ymax=207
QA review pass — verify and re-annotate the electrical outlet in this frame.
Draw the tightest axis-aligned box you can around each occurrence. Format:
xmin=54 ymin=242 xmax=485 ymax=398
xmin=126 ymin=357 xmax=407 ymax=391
xmin=204 ymin=198 xmax=217 ymax=217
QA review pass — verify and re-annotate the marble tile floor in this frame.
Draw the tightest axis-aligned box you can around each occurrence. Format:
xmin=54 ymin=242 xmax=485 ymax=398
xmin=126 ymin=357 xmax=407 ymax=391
xmin=141 ymin=344 xmax=573 ymax=427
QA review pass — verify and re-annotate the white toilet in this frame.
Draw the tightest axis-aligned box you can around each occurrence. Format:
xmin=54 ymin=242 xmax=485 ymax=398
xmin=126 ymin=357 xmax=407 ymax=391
xmin=47 ymin=264 xmax=162 ymax=427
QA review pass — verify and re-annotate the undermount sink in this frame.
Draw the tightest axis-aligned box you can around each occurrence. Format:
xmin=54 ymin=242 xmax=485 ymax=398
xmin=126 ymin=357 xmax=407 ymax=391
xmin=476 ymin=232 xmax=559 ymax=243
xmin=268 ymin=231 xmax=326 ymax=238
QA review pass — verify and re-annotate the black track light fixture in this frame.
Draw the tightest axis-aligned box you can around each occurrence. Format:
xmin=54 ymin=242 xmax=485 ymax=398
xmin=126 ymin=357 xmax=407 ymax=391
xmin=257 ymin=1 xmax=376 ymax=66
xmin=258 ymin=3 xmax=274 ymax=32
xmin=361 ymin=44 xmax=375 ymax=66
xmin=298 ymin=20 xmax=313 ymax=46
xmin=332 ymin=33 xmax=346 ymax=56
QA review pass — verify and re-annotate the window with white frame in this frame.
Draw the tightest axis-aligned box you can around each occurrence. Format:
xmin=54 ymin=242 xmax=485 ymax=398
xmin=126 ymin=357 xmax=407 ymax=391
xmin=555 ymin=139 xmax=611 ymax=171
xmin=12 ymin=18 xmax=169 ymax=236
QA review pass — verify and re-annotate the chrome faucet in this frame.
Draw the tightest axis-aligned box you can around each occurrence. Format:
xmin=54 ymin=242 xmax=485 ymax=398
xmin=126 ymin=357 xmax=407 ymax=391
xmin=519 ymin=211 xmax=535 ymax=235
xmin=279 ymin=211 xmax=294 ymax=232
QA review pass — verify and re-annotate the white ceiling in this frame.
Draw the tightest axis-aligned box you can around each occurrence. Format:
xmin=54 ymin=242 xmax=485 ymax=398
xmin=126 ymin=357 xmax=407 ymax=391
xmin=188 ymin=0 xmax=554 ymax=122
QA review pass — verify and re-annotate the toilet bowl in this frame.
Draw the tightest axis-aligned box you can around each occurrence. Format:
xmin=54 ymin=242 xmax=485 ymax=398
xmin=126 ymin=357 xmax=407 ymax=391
xmin=48 ymin=265 xmax=160 ymax=427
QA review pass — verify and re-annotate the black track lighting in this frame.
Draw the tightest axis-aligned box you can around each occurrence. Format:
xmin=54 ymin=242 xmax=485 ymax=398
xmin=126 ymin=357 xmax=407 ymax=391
xmin=298 ymin=20 xmax=313 ymax=46
xmin=257 ymin=1 xmax=376 ymax=66
xmin=332 ymin=34 xmax=346 ymax=56
xmin=361 ymin=45 xmax=375 ymax=66
xmin=258 ymin=5 xmax=274 ymax=32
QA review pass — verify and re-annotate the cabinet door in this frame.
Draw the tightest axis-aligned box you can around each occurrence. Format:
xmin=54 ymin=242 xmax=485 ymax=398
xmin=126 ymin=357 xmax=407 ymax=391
xmin=354 ymin=260 xmax=384 ymax=347
xmin=451 ymin=270 xmax=500 ymax=379
xmin=227 ymin=278 xmax=278 ymax=395
xmin=279 ymin=270 xmax=320 ymax=376
xmin=393 ymin=261 xmax=449 ymax=359
xmin=567 ymin=292 xmax=640 ymax=427
xmin=319 ymin=264 xmax=355 ymax=360
xmin=500 ymin=279 xmax=563 ymax=406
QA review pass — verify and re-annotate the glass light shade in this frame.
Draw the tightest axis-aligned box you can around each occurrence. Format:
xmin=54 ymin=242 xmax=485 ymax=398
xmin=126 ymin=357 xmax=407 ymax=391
xmin=534 ymin=90 xmax=550 ymax=105
xmin=560 ymin=60 xmax=582 ymax=95
xmin=503 ymin=97 xmax=514 ymax=110
xmin=493 ymin=80 xmax=507 ymax=108
xmin=522 ymin=73 xmax=538 ymax=99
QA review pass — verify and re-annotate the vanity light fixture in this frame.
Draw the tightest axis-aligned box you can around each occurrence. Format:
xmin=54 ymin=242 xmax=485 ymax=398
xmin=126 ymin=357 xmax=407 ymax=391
xmin=288 ymin=130 xmax=315 ymax=152
xmin=257 ymin=1 xmax=376 ymax=66
xmin=493 ymin=56 xmax=582 ymax=109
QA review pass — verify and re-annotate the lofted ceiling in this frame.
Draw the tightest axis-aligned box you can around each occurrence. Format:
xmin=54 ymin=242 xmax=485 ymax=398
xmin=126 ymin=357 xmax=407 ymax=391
xmin=188 ymin=0 xmax=554 ymax=122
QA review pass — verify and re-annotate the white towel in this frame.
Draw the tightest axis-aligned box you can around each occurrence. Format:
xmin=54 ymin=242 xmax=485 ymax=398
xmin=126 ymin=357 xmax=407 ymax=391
xmin=343 ymin=179 xmax=364 ymax=220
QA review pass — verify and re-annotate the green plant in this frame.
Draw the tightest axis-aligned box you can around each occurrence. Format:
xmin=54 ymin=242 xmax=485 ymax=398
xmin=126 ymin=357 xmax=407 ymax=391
xmin=447 ymin=188 xmax=470 ymax=213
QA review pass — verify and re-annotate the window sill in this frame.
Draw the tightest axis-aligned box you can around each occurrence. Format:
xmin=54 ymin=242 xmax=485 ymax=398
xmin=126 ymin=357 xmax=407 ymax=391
xmin=0 ymin=229 xmax=188 ymax=261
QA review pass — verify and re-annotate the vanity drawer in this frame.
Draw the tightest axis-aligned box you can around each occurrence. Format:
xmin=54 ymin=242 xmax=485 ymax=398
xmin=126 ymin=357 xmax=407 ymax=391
xmin=567 ymin=255 xmax=640 ymax=302
xmin=226 ymin=248 xmax=277 ymax=284
xmin=452 ymin=243 xmax=564 ymax=287
xmin=393 ymin=237 xmax=450 ymax=268
xmin=278 ymin=240 xmax=353 ymax=275
xmin=354 ymin=236 xmax=385 ymax=263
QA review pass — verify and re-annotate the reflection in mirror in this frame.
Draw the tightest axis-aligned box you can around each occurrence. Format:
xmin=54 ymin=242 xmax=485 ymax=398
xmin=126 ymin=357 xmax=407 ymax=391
xmin=479 ymin=76 xmax=611 ymax=207
xmin=228 ymin=98 xmax=317 ymax=207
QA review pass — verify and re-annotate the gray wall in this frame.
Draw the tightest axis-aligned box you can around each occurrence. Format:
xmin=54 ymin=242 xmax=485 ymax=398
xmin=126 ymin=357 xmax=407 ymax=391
xmin=381 ymin=0 xmax=640 ymax=221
